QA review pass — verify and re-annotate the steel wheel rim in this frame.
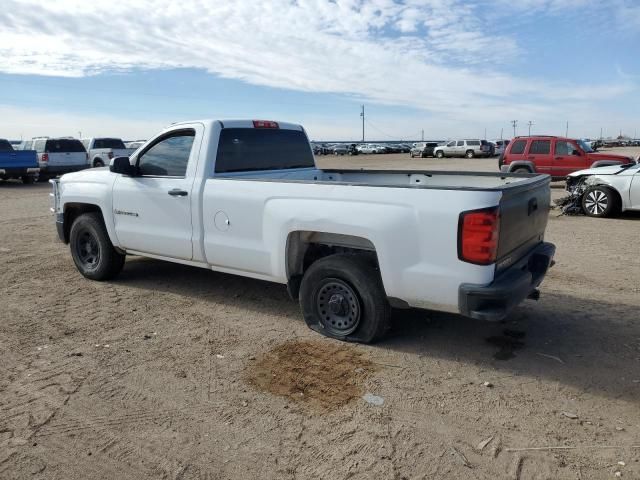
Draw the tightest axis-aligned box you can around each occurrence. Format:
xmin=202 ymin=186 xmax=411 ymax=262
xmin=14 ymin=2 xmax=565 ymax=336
xmin=76 ymin=229 xmax=101 ymax=270
xmin=585 ymin=190 xmax=608 ymax=215
xmin=316 ymin=278 xmax=361 ymax=336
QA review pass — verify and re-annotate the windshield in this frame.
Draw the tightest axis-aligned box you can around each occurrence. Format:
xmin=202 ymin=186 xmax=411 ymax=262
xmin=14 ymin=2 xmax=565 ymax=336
xmin=577 ymin=140 xmax=593 ymax=153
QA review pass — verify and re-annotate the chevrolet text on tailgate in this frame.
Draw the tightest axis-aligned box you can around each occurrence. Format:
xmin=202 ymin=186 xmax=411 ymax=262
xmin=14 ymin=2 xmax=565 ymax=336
xmin=50 ymin=119 xmax=555 ymax=343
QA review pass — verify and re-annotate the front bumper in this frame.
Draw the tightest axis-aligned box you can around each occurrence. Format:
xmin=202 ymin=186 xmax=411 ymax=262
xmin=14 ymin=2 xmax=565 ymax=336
xmin=55 ymin=213 xmax=65 ymax=243
xmin=459 ymin=242 xmax=555 ymax=321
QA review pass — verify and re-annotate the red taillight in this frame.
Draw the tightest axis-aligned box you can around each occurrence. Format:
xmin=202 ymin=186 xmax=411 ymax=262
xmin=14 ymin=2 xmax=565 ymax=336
xmin=108 ymin=152 xmax=114 ymax=159
xmin=252 ymin=120 xmax=279 ymax=129
xmin=42 ymin=153 xmax=49 ymax=162
xmin=458 ymin=208 xmax=500 ymax=265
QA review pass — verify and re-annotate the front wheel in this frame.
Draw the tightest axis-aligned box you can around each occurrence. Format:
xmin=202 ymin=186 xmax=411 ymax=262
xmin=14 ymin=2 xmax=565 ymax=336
xmin=582 ymin=186 xmax=619 ymax=218
xmin=22 ymin=175 xmax=35 ymax=185
xmin=299 ymin=254 xmax=390 ymax=343
xmin=435 ymin=151 xmax=444 ymax=159
xmin=69 ymin=213 xmax=125 ymax=280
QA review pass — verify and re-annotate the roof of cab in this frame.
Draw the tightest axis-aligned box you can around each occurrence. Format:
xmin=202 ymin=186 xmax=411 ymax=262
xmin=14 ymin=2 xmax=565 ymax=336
xmin=168 ymin=119 xmax=304 ymax=131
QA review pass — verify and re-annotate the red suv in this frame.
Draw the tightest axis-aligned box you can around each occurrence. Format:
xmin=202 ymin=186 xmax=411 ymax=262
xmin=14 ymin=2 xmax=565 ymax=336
xmin=499 ymin=136 xmax=632 ymax=179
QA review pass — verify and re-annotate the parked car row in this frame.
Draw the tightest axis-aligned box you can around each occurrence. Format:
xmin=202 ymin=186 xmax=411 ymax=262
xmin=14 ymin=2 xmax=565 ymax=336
xmin=5 ymin=136 xmax=144 ymax=182
xmin=311 ymin=142 xmax=413 ymax=155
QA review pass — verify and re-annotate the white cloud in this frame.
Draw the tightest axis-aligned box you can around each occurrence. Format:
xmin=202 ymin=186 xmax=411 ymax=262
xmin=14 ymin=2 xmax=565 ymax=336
xmin=0 ymin=0 xmax=635 ymax=137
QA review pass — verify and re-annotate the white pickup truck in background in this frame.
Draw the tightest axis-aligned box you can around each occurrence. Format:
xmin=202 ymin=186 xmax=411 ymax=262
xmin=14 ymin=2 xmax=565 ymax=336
xmin=51 ymin=119 xmax=555 ymax=343
xmin=81 ymin=137 xmax=135 ymax=168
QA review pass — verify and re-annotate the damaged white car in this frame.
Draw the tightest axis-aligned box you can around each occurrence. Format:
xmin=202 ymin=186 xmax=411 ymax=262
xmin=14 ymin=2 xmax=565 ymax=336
xmin=564 ymin=160 xmax=640 ymax=217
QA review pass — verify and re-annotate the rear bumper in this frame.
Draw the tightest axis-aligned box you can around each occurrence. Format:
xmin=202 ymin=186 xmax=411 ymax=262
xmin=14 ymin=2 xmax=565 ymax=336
xmin=458 ymin=242 xmax=556 ymax=321
xmin=0 ymin=167 xmax=39 ymax=177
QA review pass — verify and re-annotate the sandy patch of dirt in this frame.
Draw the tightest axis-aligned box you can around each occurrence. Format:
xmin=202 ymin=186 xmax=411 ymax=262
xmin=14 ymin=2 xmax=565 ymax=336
xmin=246 ymin=340 xmax=378 ymax=411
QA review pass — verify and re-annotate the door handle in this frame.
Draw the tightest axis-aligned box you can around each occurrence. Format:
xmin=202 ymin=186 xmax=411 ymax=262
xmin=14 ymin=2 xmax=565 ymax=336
xmin=168 ymin=189 xmax=188 ymax=197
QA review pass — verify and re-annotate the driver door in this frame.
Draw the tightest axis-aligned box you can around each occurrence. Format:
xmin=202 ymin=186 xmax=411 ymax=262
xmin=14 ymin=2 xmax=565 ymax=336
xmin=112 ymin=125 xmax=203 ymax=260
xmin=553 ymin=140 xmax=585 ymax=177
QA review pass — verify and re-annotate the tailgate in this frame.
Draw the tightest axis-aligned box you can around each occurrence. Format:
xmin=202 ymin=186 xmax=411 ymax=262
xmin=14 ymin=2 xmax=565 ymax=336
xmin=0 ymin=151 xmax=38 ymax=168
xmin=48 ymin=152 xmax=86 ymax=166
xmin=496 ymin=176 xmax=550 ymax=272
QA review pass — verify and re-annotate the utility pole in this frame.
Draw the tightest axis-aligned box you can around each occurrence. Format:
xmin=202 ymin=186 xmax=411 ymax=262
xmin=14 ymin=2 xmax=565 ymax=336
xmin=484 ymin=128 xmax=487 ymax=140
xmin=421 ymin=129 xmax=424 ymax=141
xmin=360 ymin=105 xmax=365 ymax=142
xmin=511 ymin=120 xmax=518 ymax=137
xmin=600 ymin=127 xmax=603 ymax=140
xmin=500 ymin=128 xmax=503 ymax=141
xmin=527 ymin=121 xmax=534 ymax=136
xmin=565 ymin=121 xmax=569 ymax=138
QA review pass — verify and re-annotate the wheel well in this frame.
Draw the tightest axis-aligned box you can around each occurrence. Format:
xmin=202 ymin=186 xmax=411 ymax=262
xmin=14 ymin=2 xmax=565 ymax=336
xmin=62 ymin=203 xmax=103 ymax=243
xmin=585 ymin=183 xmax=622 ymax=208
xmin=285 ymin=231 xmax=378 ymax=300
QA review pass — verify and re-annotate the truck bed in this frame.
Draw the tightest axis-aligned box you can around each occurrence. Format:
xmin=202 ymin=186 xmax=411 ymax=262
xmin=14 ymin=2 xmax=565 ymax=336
xmin=217 ymin=167 xmax=547 ymax=191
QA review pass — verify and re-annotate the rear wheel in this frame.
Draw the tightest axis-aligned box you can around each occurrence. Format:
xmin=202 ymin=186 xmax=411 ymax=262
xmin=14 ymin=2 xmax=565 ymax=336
xmin=70 ymin=213 xmax=125 ymax=280
xmin=512 ymin=167 xmax=531 ymax=174
xmin=93 ymin=159 xmax=105 ymax=168
xmin=22 ymin=175 xmax=35 ymax=184
xmin=465 ymin=150 xmax=475 ymax=159
xmin=299 ymin=254 xmax=390 ymax=343
xmin=582 ymin=186 xmax=619 ymax=218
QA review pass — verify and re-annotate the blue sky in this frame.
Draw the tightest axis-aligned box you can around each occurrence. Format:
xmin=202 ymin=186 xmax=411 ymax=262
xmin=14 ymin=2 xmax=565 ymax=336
xmin=0 ymin=0 xmax=639 ymax=141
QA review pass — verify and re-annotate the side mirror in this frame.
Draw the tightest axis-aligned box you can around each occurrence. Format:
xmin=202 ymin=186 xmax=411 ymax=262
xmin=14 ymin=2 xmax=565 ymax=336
xmin=109 ymin=157 xmax=136 ymax=176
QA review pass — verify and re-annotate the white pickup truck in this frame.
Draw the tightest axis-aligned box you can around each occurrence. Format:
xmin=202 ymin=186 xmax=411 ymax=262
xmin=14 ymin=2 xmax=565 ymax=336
xmin=50 ymin=119 xmax=555 ymax=343
xmin=81 ymin=138 xmax=135 ymax=168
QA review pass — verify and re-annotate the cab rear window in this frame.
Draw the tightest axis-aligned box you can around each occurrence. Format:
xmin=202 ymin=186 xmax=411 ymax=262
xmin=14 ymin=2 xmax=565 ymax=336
xmin=0 ymin=140 xmax=13 ymax=152
xmin=45 ymin=139 xmax=86 ymax=153
xmin=94 ymin=138 xmax=126 ymax=149
xmin=215 ymin=128 xmax=314 ymax=173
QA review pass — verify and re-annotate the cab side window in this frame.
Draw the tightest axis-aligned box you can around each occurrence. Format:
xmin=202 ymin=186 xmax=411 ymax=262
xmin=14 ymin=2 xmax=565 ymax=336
xmin=530 ymin=140 xmax=551 ymax=155
xmin=137 ymin=130 xmax=195 ymax=177
xmin=555 ymin=141 xmax=577 ymax=156
xmin=510 ymin=140 xmax=527 ymax=154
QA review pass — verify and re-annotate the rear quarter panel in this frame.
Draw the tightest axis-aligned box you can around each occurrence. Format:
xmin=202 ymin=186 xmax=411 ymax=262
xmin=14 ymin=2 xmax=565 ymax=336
xmin=201 ymin=179 xmax=500 ymax=312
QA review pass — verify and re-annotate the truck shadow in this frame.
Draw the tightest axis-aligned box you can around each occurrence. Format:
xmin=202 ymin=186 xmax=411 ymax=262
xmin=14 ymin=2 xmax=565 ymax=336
xmin=119 ymin=257 xmax=639 ymax=403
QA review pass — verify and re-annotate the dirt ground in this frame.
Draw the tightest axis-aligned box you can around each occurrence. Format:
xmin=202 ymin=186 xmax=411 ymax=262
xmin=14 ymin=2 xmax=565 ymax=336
xmin=1 ymin=149 xmax=639 ymax=479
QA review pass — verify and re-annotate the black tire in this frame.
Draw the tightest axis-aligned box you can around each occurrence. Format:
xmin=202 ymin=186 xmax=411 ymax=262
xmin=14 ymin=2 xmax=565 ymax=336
xmin=435 ymin=150 xmax=444 ymax=159
xmin=93 ymin=159 xmax=105 ymax=168
xmin=465 ymin=150 xmax=475 ymax=159
xmin=69 ymin=212 xmax=125 ymax=280
xmin=37 ymin=174 xmax=49 ymax=183
xmin=582 ymin=186 xmax=619 ymax=218
xmin=299 ymin=254 xmax=390 ymax=344
xmin=512 ymin=167 xmax=531 ymax=174
xmin=22 ymin=175 xmax=35 ymax=185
